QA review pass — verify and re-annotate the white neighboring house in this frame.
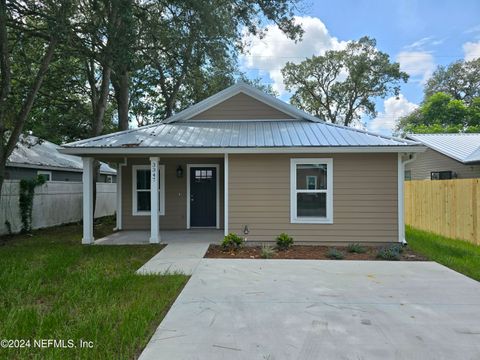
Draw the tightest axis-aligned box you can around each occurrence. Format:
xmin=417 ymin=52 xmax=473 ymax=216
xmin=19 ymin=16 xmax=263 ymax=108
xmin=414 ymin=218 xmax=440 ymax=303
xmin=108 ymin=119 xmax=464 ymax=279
xmin=6 ymin=135 xmax=116 ymax=182
xmin=0 ymin=135 xmax=117 ymax=236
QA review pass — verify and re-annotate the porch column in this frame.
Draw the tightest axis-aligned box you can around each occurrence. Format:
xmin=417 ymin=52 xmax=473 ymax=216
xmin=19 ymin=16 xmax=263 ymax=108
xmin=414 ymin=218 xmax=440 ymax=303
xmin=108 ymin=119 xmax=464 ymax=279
xmin=82 ymin=157 xmax=94 ymax=244
xmin=115 ymin=163 xmax=123 ymax=230
xmin=224 ymin=153 xmax=229 ymax=236
xmin=150 ymin=156 xmax=160 ymax=243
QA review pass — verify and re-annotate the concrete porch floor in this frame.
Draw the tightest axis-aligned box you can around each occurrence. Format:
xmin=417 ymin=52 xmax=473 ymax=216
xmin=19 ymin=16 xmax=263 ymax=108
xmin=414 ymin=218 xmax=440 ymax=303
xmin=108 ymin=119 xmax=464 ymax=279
xmin=94 ymin=229 xmax=224 ymax=245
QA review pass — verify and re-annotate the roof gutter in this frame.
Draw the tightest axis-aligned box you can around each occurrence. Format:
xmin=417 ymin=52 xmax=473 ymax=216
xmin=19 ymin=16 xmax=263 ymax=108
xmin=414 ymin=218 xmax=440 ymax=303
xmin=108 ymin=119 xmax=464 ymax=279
xmin=58 ymin=145 xmax=426 ymax=156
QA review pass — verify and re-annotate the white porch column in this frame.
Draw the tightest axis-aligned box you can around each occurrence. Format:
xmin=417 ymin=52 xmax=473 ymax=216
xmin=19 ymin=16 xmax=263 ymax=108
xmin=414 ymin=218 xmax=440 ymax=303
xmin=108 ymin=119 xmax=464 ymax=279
xmin=82 ymin=157 xmax=94 ymax=244
xmin=150 ymin=157 xmax=160 ymax=243
xmin=224 ymin=153 xmax=229 ymax=236
xmin=398 ymin=153 xmax=405 ymax=244
xmin=115 ymin=164 xmax=123 ymax=230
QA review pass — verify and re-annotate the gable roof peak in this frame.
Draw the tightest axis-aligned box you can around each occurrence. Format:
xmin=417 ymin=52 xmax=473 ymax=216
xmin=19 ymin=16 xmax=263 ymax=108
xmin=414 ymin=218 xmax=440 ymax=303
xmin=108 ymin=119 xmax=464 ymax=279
xmin=163 ymin=82 xmax=321 ymax=124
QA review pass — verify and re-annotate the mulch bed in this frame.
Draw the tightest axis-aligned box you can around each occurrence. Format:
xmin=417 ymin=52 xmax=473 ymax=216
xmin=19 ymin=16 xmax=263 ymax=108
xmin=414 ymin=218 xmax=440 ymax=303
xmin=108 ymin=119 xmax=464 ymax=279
xmin=205 ymin=244 xmax=429 ymax=261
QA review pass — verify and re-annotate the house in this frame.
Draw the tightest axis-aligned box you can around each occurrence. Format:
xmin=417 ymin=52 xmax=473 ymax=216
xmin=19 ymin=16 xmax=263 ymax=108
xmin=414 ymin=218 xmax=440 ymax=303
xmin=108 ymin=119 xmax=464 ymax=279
xmin=60 ymin=82 xmax=424 ymax=245
xmin=7 ymin=135 xmax=116 ymax=183
xmin=405 ymin=133 xmax=480 ymax=180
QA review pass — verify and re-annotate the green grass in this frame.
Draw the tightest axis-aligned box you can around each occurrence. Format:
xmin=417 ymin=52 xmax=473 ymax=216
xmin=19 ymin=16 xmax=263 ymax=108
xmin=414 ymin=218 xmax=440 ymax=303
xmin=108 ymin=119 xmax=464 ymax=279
xmin=406 ymin=226 xmax=480 ymax=281
xmin=0 ymin=217 xmax=188 ymax=359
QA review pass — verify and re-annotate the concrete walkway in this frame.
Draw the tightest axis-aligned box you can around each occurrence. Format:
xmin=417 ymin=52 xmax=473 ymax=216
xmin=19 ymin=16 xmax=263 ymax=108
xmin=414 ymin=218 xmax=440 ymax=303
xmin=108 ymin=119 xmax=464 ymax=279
xmin=139 ymin=259 xmax=480 ymax=360
xmin=135 ymin=230 xmax=223 ymax=275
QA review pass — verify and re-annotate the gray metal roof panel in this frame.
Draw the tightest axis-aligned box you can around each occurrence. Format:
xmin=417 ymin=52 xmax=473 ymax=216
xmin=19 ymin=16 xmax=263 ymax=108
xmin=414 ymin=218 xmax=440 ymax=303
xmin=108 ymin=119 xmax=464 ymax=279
xmin=64 ymin=120 xmax=419 ymax=149
xmin=407 ymin=133 xmax=480 ymax=163
xmin=8 ymin=135 xmax=116 ymax=174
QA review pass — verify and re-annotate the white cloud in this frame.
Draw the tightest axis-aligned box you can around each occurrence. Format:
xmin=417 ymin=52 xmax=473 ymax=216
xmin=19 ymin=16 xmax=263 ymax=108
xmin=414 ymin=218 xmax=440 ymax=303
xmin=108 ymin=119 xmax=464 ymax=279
xmin=404 ymin=36 xmax=444 ymax=50
xmin=368 ymin=94 xmax=418 ymax=134
xmin=463 ymin=41 xmax=480 ymax=61
xmin=465 ymin=24 xmax=480 ymax=35
xmin=404 ymin=37 xmax=433 ymax=50
xmin=396 ymin=51 xmax=435 ymax=84
xmin=241 ymin=16 xmax=347 ymax=95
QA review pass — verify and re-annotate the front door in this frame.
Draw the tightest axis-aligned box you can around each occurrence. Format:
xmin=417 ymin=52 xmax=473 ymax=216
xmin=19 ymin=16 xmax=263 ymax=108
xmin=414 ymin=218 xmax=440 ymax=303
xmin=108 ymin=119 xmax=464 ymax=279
xmin=189 ymin=166 xmax=217 ymax=227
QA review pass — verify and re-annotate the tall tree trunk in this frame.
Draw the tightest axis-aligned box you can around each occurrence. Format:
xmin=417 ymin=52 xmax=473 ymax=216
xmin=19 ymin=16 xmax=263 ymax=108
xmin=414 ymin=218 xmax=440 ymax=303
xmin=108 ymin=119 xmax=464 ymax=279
xmin=0 ymin=38 xmax=58 ymax=202
xmin=91 ymin=64 xmax=112 ymax=216
xmin=113 ymin=70 xmax=129 ymax=130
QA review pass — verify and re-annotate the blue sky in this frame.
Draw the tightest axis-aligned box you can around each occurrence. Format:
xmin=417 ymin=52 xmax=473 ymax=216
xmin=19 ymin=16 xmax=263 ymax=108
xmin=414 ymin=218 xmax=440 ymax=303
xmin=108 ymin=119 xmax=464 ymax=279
xmin=240 ymin=0 xmax=480 ymax=134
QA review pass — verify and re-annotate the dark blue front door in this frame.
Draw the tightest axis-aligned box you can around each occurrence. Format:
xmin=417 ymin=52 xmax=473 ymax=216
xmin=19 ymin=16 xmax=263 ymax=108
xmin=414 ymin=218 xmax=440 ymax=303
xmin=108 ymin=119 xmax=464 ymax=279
xmin=190 ymin=167 xmax=216 ymax=227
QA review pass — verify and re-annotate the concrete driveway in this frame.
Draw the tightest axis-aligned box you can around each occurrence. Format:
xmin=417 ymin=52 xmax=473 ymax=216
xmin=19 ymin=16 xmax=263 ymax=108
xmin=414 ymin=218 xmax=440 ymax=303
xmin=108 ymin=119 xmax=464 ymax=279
xmin=140 ymin=259 xmax=480 ymax=360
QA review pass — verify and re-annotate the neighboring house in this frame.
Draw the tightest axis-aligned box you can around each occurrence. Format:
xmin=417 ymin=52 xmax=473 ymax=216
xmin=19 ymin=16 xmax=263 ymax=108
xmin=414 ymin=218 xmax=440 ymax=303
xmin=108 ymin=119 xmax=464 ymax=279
xmin=6 ymin=135 xmax=116 ymax=183
xmin=405 ymin=133 xmax=480 ymax=180
xmin=61 ymin=82 xmax=424 ymax=245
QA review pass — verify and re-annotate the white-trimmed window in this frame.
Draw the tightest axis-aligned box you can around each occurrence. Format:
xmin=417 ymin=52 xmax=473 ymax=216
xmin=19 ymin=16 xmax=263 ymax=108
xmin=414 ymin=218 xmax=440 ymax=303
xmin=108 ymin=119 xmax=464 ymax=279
xmin=37 ymin=170 xmax=52 ymax=181
xmin=290 ymin=158 xmax=333 ymax=224
xmin=132 ymin=165 xmax=165 ymax=216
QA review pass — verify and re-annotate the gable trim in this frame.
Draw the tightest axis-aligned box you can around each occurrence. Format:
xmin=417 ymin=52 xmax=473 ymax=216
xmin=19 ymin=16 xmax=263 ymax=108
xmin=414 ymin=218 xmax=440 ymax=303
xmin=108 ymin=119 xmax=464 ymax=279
xmin=164 ymin=82 xmax=320 ymax=123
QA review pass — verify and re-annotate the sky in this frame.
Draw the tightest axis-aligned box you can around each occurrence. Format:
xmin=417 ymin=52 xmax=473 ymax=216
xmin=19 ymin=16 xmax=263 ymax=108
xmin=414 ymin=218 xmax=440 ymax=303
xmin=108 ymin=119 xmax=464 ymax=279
xmin=239 ymin=0 xmax=480 ymax=135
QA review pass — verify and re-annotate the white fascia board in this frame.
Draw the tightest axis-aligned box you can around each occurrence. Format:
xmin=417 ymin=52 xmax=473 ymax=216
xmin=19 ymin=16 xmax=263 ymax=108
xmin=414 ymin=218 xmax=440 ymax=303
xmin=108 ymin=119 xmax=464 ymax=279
xmin=59 ymin=145 xmax=426 ymax=156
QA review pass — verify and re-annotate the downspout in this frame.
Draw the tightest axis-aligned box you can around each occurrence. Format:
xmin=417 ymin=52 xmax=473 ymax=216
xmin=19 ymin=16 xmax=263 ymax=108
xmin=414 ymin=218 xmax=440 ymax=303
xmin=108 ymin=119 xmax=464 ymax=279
xmin=398 ymin=153 xmax=417 ymax=244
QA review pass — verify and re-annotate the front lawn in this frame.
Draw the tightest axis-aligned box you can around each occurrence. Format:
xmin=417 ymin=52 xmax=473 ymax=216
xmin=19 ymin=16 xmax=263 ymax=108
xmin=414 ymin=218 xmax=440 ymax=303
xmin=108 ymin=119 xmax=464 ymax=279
xmin=0 ymin=218 xmax=188 ymax=359
xmin=406 ymin=226 xmax=480 ymax=281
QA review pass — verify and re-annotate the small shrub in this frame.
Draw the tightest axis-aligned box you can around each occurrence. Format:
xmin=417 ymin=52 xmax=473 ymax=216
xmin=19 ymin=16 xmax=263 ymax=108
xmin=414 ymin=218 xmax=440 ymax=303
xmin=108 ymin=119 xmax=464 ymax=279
xmin=327 ymin=248 xmax=344 ymax=260
xmin=276 ymin=233 xmax=294 ymax=250
xmin=260 ymin=244 xmax=276 ymax=259
xmin=347 ymin=243 xmax=366 ymax=254
xmin=376 ymin=244 xmax=403 ymax=261
xmin=221 ymin=233 xmax=244 ymax=251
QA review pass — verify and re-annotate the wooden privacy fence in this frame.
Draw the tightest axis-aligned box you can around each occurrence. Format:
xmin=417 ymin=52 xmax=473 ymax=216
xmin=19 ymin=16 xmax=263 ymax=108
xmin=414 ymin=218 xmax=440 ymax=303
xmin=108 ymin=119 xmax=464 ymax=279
xmin=404 ymin=179 xmax=480 ymax=245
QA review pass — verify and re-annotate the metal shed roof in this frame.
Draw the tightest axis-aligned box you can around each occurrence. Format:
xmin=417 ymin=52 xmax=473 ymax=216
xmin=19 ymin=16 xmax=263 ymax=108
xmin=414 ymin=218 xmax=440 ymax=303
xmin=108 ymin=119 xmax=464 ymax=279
xmin=63 ymin=120 xmax=420 ymax=151
xmin=407 ymin=133 xmax=480 ymax=164
xmin=8 ymin=136 xmax=117 ymax=174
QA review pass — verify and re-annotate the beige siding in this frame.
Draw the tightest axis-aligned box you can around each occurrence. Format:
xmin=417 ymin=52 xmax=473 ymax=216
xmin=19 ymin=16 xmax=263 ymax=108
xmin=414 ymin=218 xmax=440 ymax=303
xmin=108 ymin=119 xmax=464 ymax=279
xmin=405 ymin=148 xmax=480 ymax=180
xmin=228 ymin=153 xmax=398 ymax=244
xmin=122 ymin=157 xmax=224 ymax=230
xmin=190 ymin=93 xmax=295 ymax=120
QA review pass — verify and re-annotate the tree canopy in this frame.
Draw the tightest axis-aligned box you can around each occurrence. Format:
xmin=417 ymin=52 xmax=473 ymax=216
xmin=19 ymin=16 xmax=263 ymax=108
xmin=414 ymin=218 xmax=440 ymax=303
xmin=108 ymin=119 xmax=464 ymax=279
xmin=395 ymin=92 xmax=480 ymax=135
xmin=0 ymin=0 xmax=303 ymax=202
xmin=424 ymin=58 xmax=480 ymax=103
xmin=281 ymin=37 xmax=408 ymax=126
xmin=396 ymin=58 xmax=480 ymax=136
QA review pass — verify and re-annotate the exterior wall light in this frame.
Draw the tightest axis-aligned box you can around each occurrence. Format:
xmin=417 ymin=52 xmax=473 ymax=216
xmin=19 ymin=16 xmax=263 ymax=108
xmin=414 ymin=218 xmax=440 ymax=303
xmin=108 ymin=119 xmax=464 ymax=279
xmin=176 ymin=165 xmax=183 ymax=178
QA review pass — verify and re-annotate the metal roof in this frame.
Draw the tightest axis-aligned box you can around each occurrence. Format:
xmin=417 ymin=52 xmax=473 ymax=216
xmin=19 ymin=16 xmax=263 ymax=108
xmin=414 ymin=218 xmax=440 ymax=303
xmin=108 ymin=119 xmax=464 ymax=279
xmin=64 ymin=120 xmax=419 ymax=150
xmin=8 ymin=135 xmax=117 ymax=174
xmin=407 ymin=133 xmax=480 ymax=164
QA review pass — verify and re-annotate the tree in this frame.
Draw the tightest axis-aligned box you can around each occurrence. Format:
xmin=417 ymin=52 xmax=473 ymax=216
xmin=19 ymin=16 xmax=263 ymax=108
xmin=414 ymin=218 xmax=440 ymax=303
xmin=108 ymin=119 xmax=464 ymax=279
xmin=281 ymin=36 xmax=409 ymax=126
xmin=129 ymin=0 xmax=302 ymax=126
xmin=425 ymin=58 xmax=480 ymax=103
xmin=0 ymin=0 xmax=73 ymax=201
xmin=395 ymin=92 xmax=480 ymax=135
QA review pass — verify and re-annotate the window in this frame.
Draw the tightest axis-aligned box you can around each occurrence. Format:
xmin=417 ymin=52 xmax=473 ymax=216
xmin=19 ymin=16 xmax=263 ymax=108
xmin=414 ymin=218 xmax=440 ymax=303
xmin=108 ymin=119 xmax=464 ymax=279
xmin=431 ymin=171 xmax=453 ymax=180
xmin=132 ymin=165 xmax=165 ymax=216
xmin=37 ymin=170 xmax=52 ymax=181
xmin=291 ymin=158 xmax=333 ymax=224
xmin=106 ymin=175 xmax=113 ymax=183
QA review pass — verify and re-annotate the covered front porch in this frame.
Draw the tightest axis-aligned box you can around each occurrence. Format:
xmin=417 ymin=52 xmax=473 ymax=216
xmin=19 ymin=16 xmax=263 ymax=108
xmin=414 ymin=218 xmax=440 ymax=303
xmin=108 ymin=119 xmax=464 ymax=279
xmin=80 ymin=154 xmax=229 ymax=244
xmin=94 ymin=229 xmax=224 ymax=245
